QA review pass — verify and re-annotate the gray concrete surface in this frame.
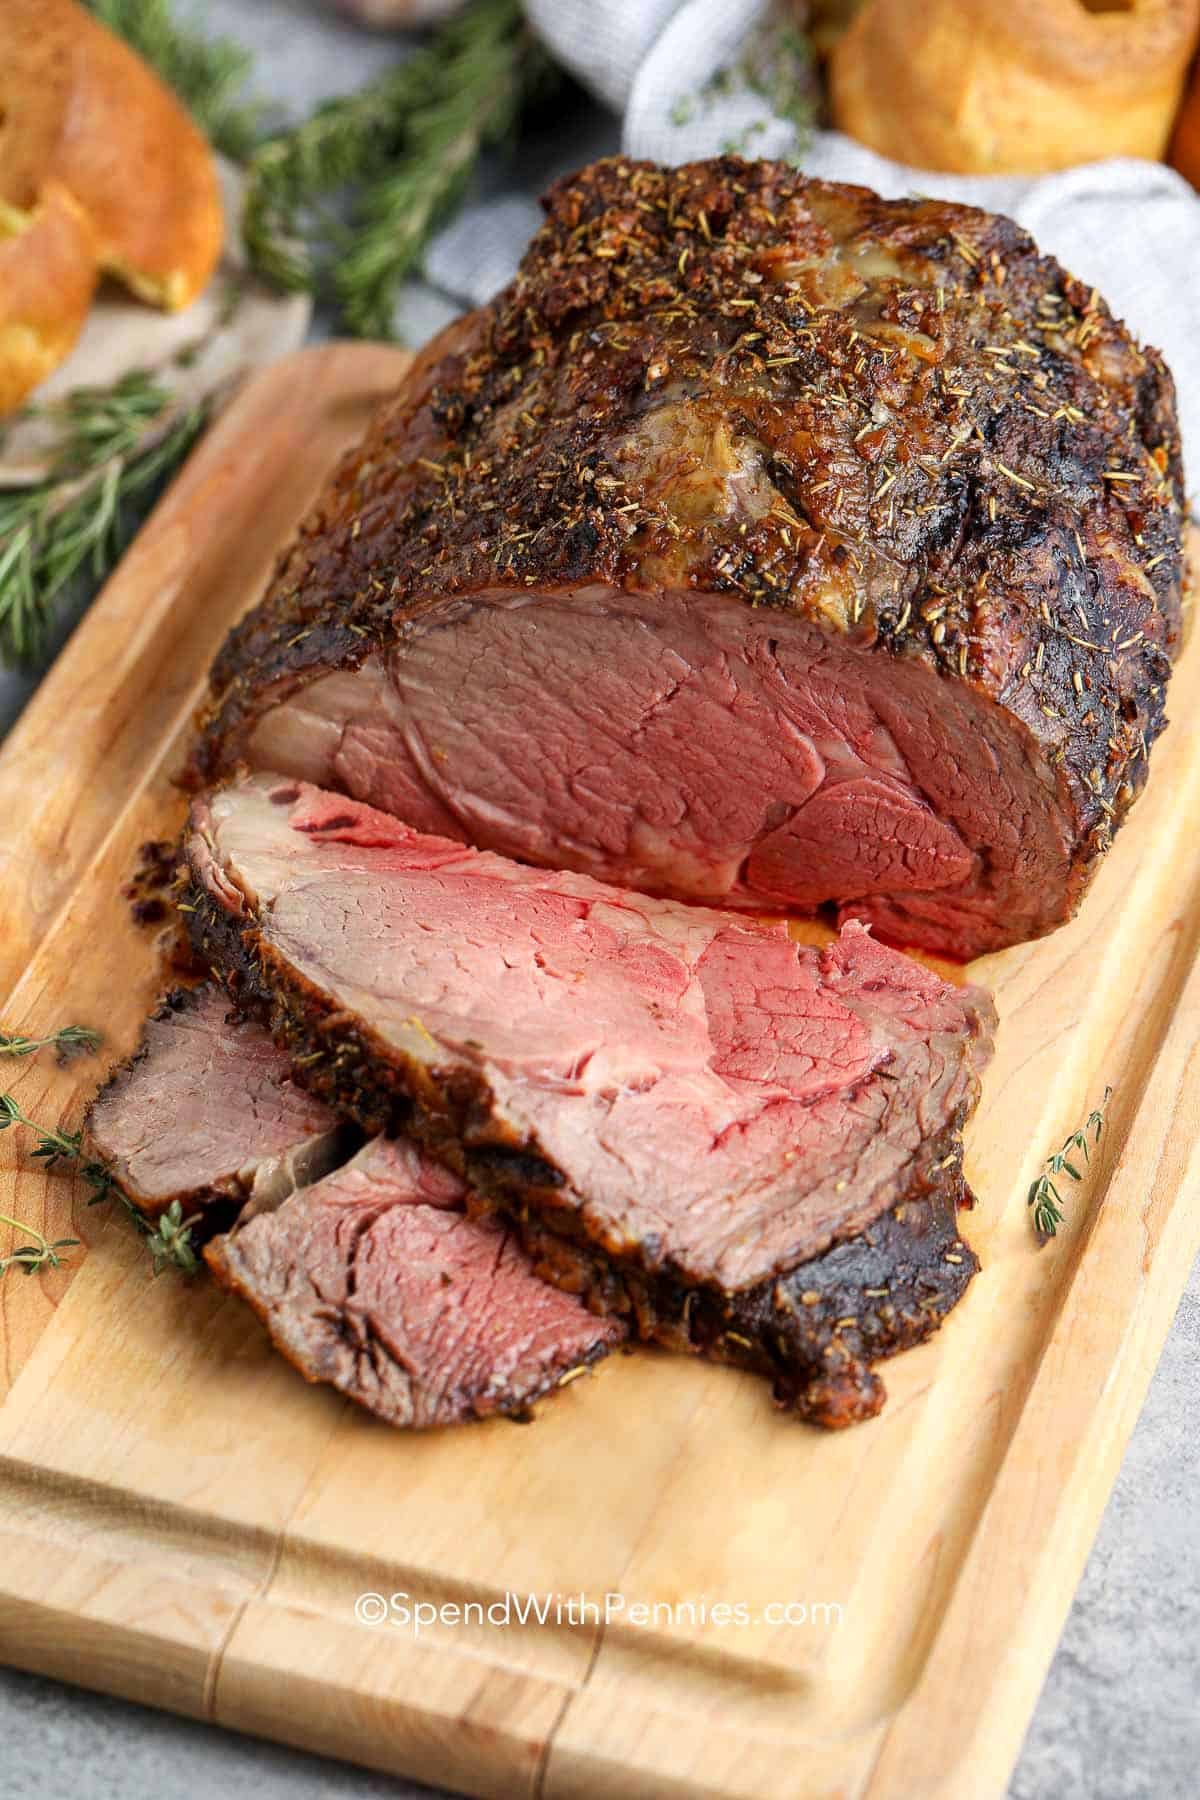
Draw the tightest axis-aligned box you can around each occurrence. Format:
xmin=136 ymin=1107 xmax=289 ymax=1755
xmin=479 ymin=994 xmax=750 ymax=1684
xmin=1 ymin=3 xmax=1197 ymax=1794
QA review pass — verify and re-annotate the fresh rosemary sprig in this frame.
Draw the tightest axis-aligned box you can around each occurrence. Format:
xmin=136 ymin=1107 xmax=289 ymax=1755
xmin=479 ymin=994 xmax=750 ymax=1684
xmin=81 ymin=0 xmax=265 ymax=162
xmin=1027 ymin=1086 xmax=1113 ymax=1242
xmin=242 ymin=63 xmax=428 ymax=294
xmin=0 ymin=1212 xmax=80 ymax=1280
xmin=0 ymin=373 xmax=208 ymax=666
xmin=0 ymin=1024 xmax=102 ymax=1060
xmin=335 ymin=0 xmax=534 ymax=338
xmin=243 ymin=0 xmax=548 ymax=336
xmin=0 ymin=1091 xmax=199 ymax=1276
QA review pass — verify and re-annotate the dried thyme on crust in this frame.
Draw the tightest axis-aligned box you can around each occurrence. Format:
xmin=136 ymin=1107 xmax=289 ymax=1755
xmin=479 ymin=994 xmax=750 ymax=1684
xmin=1027 ymin=1087 xmax=1113 ymax=1243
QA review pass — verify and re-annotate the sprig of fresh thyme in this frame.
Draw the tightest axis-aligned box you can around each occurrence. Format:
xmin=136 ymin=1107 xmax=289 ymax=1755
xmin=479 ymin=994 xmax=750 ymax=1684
xmin=0 ymin=372 xmax=208 ymax=666
xmin=81 ymin=0 xmax=265 ymax=161
xmin=1027 ymin=1086 xmax=1113 ymax=1242
xmin=0 ymin=1091 xmax=199 ymax=1276
xmin=243 ymin=0 xmax=550 ymax=337
xmin=0 ymin=1024 xmax=101 ymax=1060
xmin=140 ymin=1200 xmax=201 ymax=1277
xmin=0 ymin=1093 xmax=112 ymax=1189
xmin=0 ymin=1212 xmax=80 ymax=1280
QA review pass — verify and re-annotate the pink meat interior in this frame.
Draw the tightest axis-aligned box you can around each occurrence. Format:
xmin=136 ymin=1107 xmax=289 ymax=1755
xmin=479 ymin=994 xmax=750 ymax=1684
xmin=194 ymin=776 xmax=991 ymax=1287
xmin=246 ymin=588 xmax=1071 ymax=960
xmin=219 ymin=1135 xmax=622 ymax=1428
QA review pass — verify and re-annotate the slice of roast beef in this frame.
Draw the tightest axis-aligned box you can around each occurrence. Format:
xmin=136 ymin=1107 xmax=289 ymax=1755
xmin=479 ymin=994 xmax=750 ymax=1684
xmin=85 ymin=985 xmax=354 ymax=1231
xmin=91 ymin=973 xmax=977 ymax=1428
xmin=207 ymin=1135 xmax=625 ymax=1429
xmin=184 ymin=775 xmax=993 ymax=1306
xmin=192 ymin=157 xmax=1183 ymax=960
xmin=88 ymin=988 xmax=623 ymax=1427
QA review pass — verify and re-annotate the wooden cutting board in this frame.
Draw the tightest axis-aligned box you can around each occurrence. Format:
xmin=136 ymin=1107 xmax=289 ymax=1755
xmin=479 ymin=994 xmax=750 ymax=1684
xmin=1 ymin=344 xmax=1198 ymax=1800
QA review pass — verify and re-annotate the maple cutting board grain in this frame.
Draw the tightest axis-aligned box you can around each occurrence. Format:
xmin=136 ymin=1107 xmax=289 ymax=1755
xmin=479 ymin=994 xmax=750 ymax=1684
xmin=0 ymin=345 xmax=1198 ymax=1800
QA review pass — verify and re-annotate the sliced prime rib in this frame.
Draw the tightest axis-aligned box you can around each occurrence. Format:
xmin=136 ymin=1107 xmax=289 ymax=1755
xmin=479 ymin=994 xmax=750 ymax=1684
xmin=87 ymin=977 xmax=976 ymax=1426
xmin=208 ymin=1135 xmax=625 ymax=1430
xmin=213 ymin=1121 xmax=977 ymax=1432
xmin=88 ymin=988 xmax=623 ymax=1427
xmin=185 ymin=775 xmax=994 ymax=1286
xmin=85 ymin=985 xmax=353 ymax=1230
xmin=191 ymin=156 xmax=1183 ymax=959
xmin=183 ymin=774 xmax=989 ymax=1420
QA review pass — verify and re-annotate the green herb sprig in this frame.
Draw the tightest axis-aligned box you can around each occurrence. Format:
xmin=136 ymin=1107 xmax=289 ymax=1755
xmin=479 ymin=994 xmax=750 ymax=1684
xmin=142 ymin=1200 xmax=201 ymax=1277
xmin=0 ymin=1091 xmax=198 ymax=1276
xmin=0 ymin=1212 xmax=80 ymax=1280
xmin=0 ymin=1024 xmax=102 ymax=1060
xmin=243 ymin=0 xmax=549 ymax=336
xmin=0 ymin=373 xmax=208 ymax=666
xmin=82 ymin=0 xmax=265 ymax=161
xmin=1027 ymin=1086 xmax=1113 ymax=1242
xmin=0 ymin=1093 xmax=112 ymax=1191
xmin=242 ymin=63 xmax=429 ymax=294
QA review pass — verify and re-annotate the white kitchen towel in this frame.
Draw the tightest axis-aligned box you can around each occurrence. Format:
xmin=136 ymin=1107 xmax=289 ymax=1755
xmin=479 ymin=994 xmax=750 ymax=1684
xmin=425 ymin=0 xmax=1200 ymax=474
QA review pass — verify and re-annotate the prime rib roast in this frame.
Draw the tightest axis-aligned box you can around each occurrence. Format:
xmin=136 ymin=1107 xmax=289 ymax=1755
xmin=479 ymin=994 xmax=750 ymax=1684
xmin=192 ymin=156 xmax=1182 ymax=961
xmin=85 ymin=155 xmax=1184 ymax=1429
xmin=209 ymin=1133 xmax=625 ymax=1431
xmin=178 ymin=772 xmax=991 ymax=1425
